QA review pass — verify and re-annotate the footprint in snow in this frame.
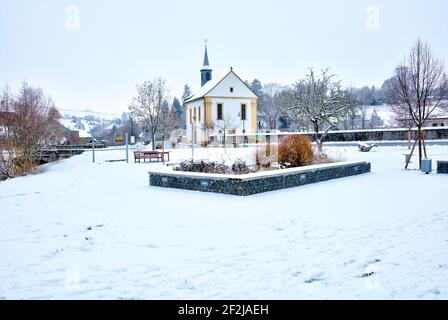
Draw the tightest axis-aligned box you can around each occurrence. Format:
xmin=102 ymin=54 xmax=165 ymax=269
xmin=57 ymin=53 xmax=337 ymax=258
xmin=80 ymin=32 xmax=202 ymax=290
xmin=363 ymin=258 xmax=381 ymax=268
xmin=42 ymin=248 xmax=64 ymax=260
xmin=304 ymin=272 xmax=324 ymax=283
xmin=360 ymin=271 xmax=376 ymax=278
xmin=177 ymin=280 xmax=195 ymax=290
xmin=86 ymin=224 xmax=104 ymax=231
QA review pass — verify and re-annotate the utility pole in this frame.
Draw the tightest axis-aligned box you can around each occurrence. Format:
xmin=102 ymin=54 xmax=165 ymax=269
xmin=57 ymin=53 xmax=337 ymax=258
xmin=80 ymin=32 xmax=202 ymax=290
xmin=191 ymin=116 xmax=195 ymax=160
xmin=243 ymin=118 xmax=246 ymax=148
xmin=239 ymin=111 xmax=246 ymax=148
xmin=125 ymin=132 xmax=129 ymax=163
xmin=92 ymin=138 xmax=95 ymax=163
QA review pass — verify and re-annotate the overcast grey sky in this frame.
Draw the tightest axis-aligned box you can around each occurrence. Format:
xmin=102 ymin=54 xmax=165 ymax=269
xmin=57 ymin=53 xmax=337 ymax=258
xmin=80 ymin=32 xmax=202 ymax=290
xmin=1 ymin=0 xmax=447 ymax=114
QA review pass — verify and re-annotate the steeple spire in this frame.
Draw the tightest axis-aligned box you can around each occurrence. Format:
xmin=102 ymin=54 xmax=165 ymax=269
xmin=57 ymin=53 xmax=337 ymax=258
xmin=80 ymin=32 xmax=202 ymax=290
xmin=200 ymin=39 xmax=212 ymax=87
xmin=203 ymin=40 xmax=210 ymax=67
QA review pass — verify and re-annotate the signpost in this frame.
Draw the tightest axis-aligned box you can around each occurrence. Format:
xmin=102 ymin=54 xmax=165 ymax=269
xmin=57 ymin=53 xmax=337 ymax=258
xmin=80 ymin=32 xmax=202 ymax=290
xmin=191 ymin=116 xmax=196 ymax=160
xmin=125 ymin=132 xmax=129 ymax=163
xmin=92 ymin=138 xmax=95 ymax=163
xmin=114 ymin=135 xmax=124 ymax=144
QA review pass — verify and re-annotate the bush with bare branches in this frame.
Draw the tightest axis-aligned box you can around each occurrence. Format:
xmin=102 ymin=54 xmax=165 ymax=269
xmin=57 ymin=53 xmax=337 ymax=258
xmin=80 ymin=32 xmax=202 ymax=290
xmin=278 ymin=135 xmax=314 ymax=168
xmin=0 ymin=83 xmax=61 ymax=179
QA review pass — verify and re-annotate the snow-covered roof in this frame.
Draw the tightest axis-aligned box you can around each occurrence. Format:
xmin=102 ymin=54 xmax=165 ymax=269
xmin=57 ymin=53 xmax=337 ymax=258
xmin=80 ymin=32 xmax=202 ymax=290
xmin=183 ymin=76 xmax=222 ymax=103
xmin=429 ymin=106 xmax=448 ymax=118
xmin=59 ymin=118 xmax=93 ymax=138
xmin=361 ymin=105 xmax=397 ymax=127
xmin=391 ymin=104 xmax=448 ymax=121
xmin=184 ymin=69 xmax=257 ymax=104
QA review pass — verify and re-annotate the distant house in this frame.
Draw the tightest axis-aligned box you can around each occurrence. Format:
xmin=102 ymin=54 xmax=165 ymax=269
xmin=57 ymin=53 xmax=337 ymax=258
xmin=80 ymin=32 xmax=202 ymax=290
xmin=396 ymin=107 xmax=448 ymax=128
xmin=59 ymin=118 xmax=94 ymax=144
xmin=423 ymin=113 xmax=448 ymax=127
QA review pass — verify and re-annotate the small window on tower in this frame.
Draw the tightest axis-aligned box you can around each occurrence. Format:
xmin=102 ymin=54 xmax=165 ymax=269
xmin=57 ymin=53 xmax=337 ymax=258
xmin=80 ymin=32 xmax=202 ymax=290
xmin=230 ymin=87 xmax=234 ymax=93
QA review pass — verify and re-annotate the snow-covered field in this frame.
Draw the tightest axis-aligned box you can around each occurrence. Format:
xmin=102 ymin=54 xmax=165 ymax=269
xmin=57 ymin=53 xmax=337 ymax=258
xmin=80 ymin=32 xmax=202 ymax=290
xmin=0 ymin=144 xmax=447 ymax=299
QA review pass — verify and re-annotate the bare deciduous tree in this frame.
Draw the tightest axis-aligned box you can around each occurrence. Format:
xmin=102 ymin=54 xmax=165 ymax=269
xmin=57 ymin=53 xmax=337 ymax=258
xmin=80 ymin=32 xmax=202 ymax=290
xmin=214 ymin=114 xmax=237 ymax=154
xmin=391 ymin=39 xmax=448 ymax=168
xmin=0 ymin=83 xmax=61 ymax=179
xmin=129 ymin=78 xmax=168 ymax=150
xmin=281 ymin=68 xmax=357 ymax=152
xmin=259 ymin=83 xmax=283 ymax=131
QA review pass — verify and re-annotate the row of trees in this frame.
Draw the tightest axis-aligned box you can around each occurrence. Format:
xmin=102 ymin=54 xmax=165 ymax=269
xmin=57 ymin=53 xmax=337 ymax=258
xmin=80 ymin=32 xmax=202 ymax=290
xmin=251 ymin=79 xmax=391 ymax=134
xmin=0 ymin=83 xmax=62 ymax=178
xmin=248 ymin=39 xmax=446 ymax=160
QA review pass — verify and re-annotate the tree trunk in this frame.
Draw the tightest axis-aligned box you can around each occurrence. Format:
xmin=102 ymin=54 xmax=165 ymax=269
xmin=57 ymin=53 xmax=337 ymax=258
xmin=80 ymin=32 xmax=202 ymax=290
xmin=408 ymin=127 xmax=411 ymax=150
xmin=417 ymin=126 xmax=422 ymax=169
xmin=421 ymin=130 xmax=427 ymax=158
xmin=151 ymin=132 xmax=156 ymax=151
xmin=314 ymin=122 xmax=323 ymax=152
xmin=223 ymin=132 xmax=227 ymax=154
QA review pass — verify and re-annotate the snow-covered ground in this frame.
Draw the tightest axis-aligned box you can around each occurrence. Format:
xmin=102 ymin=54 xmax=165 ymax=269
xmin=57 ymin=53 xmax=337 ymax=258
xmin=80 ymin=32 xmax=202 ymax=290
xmin=0 ymin=144 xmax=447 ymax=299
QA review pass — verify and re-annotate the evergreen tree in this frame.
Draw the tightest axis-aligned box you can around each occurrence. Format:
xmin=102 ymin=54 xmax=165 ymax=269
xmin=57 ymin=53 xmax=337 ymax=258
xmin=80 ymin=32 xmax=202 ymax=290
xmin=172 ymin=97 xmax=184 ymax=127
xmin=250 ymin=79 xmax=263 ymax=97
xmin=182 ymin=84 xmax=192 ymax=101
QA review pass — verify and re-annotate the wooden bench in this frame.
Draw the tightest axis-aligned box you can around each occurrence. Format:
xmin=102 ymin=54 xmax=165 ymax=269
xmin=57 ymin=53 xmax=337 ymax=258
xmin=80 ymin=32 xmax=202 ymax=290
xmin=134 ymin=151 xmax=170 ymax=163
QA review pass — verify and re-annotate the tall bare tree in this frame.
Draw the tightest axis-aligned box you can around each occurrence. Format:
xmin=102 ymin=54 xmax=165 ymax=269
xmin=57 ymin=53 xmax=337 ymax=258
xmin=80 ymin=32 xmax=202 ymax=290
xmin=129 ymin=78 xmax=168 ymax=150
xmin=0 ymin=82 xmax=61 ymax=178
xmin=391 ymin=39 xmax=448 ymax=168
xmin=281 ymin=68 xmax=357 ymax=152
xmin=214 ymin=114 xmax=237 ymax=154
xmin=259 ymin=83 xmax=283 ymax=131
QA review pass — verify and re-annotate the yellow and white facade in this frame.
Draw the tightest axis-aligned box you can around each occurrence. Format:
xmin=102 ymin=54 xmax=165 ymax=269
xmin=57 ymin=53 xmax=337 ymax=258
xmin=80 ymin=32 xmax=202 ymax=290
xmin=184 ymin=68 xmax=258 ymax=145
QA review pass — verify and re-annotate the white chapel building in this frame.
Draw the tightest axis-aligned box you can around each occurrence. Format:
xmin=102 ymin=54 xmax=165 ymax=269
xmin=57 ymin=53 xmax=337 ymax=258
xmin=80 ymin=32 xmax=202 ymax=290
xmin=183 ymin=45 xmax=258 ymax=145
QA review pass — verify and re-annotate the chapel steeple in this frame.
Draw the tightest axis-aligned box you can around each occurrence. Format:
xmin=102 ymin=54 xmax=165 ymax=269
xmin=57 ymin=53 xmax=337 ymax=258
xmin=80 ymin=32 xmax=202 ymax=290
xmin=200 ymin=40 xmax=212 ymax=87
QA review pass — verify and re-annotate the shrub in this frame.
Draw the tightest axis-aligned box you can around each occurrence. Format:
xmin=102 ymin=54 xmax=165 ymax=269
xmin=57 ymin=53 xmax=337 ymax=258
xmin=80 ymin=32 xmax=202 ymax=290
xmin=177 ymin=159 xmax=251 ymax=175
xmin=255 ymin=151 xmax=274 ymax=169
xmin=155 ymin=142 xmax=163 ymax=149
xmin=278 ymin=135 xmax=313 ymax=168
xmin=313 ymin=152 xmax=333 ymax=165
xmin=231 ymin=159 xmax=251 ymax=174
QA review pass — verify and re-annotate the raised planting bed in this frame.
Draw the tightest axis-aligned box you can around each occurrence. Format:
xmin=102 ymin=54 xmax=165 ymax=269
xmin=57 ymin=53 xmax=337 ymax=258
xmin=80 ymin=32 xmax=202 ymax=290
xmin=148 ymin=161 xmax=371 ymax=196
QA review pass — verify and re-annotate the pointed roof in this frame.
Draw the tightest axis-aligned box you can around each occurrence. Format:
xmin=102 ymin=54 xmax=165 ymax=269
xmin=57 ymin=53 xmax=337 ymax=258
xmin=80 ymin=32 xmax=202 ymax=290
xmin=183 ymin=68 xmax=258 ymax=104
xmin=202 ymin=45 xmax=211 ymax=70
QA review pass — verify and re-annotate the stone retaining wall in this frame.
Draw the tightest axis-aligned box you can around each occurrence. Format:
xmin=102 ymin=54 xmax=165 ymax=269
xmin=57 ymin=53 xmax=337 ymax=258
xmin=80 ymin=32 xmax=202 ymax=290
xmin=149 ymin=161 xmax=371 ymax=196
